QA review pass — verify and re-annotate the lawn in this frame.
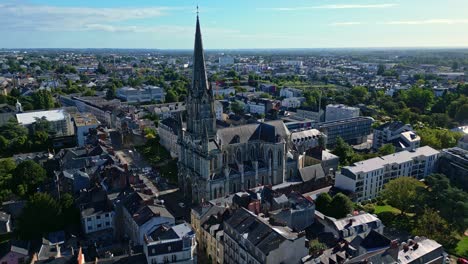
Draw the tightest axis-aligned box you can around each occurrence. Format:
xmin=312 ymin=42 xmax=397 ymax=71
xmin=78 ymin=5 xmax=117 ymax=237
xmin=455 ymin=235 xmax=468 ymax=258
xmin=374 ymin=205 xmax=401 ymax=214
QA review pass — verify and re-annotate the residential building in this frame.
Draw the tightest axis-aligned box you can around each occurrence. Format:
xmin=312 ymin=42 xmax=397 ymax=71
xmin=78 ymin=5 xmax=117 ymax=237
xmin=296 ymin=108 xmax=324 ymax=122
xmin=325 ymin=104 xmax=360 ymax=122
xmin=120 ymin=192 xmax=175 ymax=246
xmin=335 ymin=146 xmax=440 ymax=201
xmin=219 ymin=56 xmax=234 ymax=66
xmin=396 ymin=236 xmax=447 ymax=264
xmin=223 ymin=208 xmax=308 ymax=264
xmin=16 ymin=109 xmax=74 ymax=137
xmin=0 ymin=240 xmax=29 ymax=264
xmin=57 ymin=169 xmax=91 ymax=194
xmin=315 ymin=211 xmax=384 ymax=240
xmin=269 ymin=191 xmax=315 ymax=231
xmin=373 ymin=121 xmax=420 ymax=151
xmin=190 ymin=203 xmax=226 ymax=253
xmin=438 ymin=147 xmax=468 ymax=190
xmin=281 ymin=97 xmax=305 ymax=108
xmin=290 ymin=129 xmax=326 ymax=153
xmin=214 ymin=101 xmax=224 ymax=121
xmin=158 ymin=117 xmax=180 ymax=158
xmin=318 ymin=117 xmax=373 ymax=147
xmin=280 ymin=87 xmax=303 ymax=98
xmin=77 ymin=187 xmax=115 ymax=236
xmin=71 ymin=112 xmax=100 ymax=147
xmin=117 ymin=85 xmax=166 ymax=103
xmin=143 ymin=223 xmax=197 ymax=264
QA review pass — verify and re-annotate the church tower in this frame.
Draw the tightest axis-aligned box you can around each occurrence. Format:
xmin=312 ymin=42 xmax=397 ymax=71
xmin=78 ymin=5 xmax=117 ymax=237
xmin=186 ymin=14 xmax=217 ymax=138
xmin=178 ymin=13 xmax=218 ymax=204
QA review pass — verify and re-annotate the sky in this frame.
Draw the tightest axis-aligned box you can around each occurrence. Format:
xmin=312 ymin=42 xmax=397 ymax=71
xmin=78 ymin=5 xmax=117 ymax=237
xmin=1 ymin=0 xmax=468 ymax=49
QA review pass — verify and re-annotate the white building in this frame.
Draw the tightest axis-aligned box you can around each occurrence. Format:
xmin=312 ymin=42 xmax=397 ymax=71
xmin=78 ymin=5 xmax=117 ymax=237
xmin=247 ymin=101 xmax=266 ymax=115
xmin=143 ymin=223 xmax=196 ymax=264
xmin=325 ymin=104 xmax=360 ymax=122
xmin=335 ymin=146 xmax=440 ymax=202
xmin=117 ymin=85 xmax=166 ymax=103
xmin=72 ymin=112 xmax=100 ymax=147
xmin=158 ymin=117 xmax=180 ymax=158
xmin=291 ymin=129 xmax=325 ymax=153
xmin=219 ymin=56 xmax=234 ymax=66
xmin=16 ymin=109 xmax=74 ymax=137
xmin=373 ymin=121 xmax=420 ymax=151
xmin=214 ymin=101 xmax=224 ymax=121
xmin=281 ymin=97 xmax=305 ymax=108
xmin=280 ymin=87 xmax=303 ymax=98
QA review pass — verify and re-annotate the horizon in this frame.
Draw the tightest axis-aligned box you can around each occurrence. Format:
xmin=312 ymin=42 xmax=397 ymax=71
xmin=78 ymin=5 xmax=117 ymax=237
xmin=1 ymin=0 xmax=468 ymax=49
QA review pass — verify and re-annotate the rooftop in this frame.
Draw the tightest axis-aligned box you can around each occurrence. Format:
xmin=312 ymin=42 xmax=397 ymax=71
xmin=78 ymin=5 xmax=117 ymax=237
xmin=16 ymin=109 xmax=66 ymax=125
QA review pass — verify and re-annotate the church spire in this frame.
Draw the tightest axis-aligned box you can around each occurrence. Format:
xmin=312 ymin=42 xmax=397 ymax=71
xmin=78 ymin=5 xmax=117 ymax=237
xmin=192 ymin=13 xmax=209 ymax=95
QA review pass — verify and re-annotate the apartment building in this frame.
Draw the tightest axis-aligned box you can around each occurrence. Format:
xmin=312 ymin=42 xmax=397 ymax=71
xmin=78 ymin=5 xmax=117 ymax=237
xmin=318 ymin=116 xmax=374 ymax=147
xmin=373 ymin=121 xmax=420 ymax=151
xmin=335 ymin=146 xmax=439 ymax=201
xmin=117 ymin=85 xmax=166 ymax=103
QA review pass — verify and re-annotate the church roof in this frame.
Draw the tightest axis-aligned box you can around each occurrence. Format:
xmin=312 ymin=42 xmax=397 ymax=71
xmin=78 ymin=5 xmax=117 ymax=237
xmin=217 ymin=120 xmax=289 ymax=145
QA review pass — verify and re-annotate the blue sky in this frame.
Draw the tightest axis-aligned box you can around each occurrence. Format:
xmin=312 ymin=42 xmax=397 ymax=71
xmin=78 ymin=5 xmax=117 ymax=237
xmin=1 ymin=0 xmax=467 ymax=49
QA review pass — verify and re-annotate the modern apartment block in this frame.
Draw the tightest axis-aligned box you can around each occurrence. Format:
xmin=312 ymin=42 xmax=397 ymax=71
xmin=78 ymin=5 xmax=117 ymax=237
xmin=335 ymin=146 xmax=440 ymax=202
xmin=438 ymin=147 xmax=468 ymax=191
xmin=117 ymin=85 xmax=166 ymax=103
xmin=325 ymin=104 xmax=360 ymax=122
xmin=373 ymin=121 xmax=420 ymax=151
xmin=318 ymin=116 xmax=374 ymax=147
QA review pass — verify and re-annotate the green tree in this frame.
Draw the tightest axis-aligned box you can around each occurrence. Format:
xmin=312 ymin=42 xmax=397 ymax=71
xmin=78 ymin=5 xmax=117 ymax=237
xmin=17 ymin=193 xmax=62 ymax=239
xmin=315 ymin=193 xmax=332 ymax=214
xmin=96 ymin=62 xmax=107 ymax=74
xmin=230 ymin=100 xmax=245 ymax=115
xmin=377 ymin=64 xmax=385 ymax=75
xmin=404 ymin=87 xmax=434 ymax=111
xmin=332 ymin=137 xmax=355 ymax=166
xmin=412 ymin=208 xmax=457 ymax=248
xmin=329 ymin=193 xmax=354 ymax=218
xmin=381 ymin=177 xmax=425 ymax=214
xmin=13 ymin=160 xmax=47 ymax=197
xmin=309 ymin=239 xmax=327 ymax=256
xmin=106 ymin=84 xmax=117 ymax=100
xmin=165 ymin=89 xmax=179 ymax=103
xmin=378 ymin=144 xmax=396 ymax=156
xmin=455 ymin=104 xmax=468 ymax=123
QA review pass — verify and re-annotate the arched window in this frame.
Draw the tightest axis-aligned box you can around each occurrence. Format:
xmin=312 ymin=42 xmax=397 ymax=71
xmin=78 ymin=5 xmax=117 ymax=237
xmin=236 ymin=149 xmax=242 ymax=163
xmin=250 ymin=147 xmax=256 ymax=160
xmin=278 ymin=151 xmax=282 ymax=166
xmin=223 ymin=152 xmax=228 ymax=164
xmin=268 ymin=149 xmax=273 ymax=167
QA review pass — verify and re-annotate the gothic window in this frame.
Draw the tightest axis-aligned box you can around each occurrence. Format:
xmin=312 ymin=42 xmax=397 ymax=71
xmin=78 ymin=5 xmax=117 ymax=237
xmin=277 ymin=151 xmax=282 ymax=166
xmin=247 ymin=179 xmax=251 ymax=189
xmin=250 ymin=147 xmax=256 ymax=160
xmin=223 ymin=152 xmax=228 ymax=164
xmin=232 ymin=135 xmax=240 ymax=144
xmin=259 ymin=146 xmax=264 ymax=160
xmin=236 ymin=149 xmax=242 ymax=163
xmin=268 ymin=149 xmax=273 ymax=167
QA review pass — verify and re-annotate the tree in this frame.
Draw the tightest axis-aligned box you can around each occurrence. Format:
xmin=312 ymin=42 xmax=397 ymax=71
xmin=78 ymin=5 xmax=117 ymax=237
xmin=309 ymin=239 xmax=327 ymax=256
xmin=404 ymin=87 xmax=434 ymax=111
xmin=17 ymin=193 xmax=61 ymax=239
xmin=329 ymin=193 xmax=354 ymax=218
xmin=32 ymin=90 xmax=55 ymax=110
xmin=13 ymin=160 xmax=47 ymax=197
xmin=165 ymin=89 xmax=179 ymax=103
xmin=96 ymin=62 xmax=107 ymax=74
xmin=412 ymin=208 xmax=457 ymax=248
xmin=315 ymin=193 xmax=332 ymax=214
xmin=332 ymin=137 xmax=355 ymax=166
xmin=381 ymin=177 xmax=425 ymax=214
xmin=378 ymin=144 xmax=396 ymax=156
xmin=230 ymin=100 xmax=245 ymax=115
xmin=106 ymin=84 xmax=117 ymax=100
xmin=455 ymin=104 xmax=468 ymax=123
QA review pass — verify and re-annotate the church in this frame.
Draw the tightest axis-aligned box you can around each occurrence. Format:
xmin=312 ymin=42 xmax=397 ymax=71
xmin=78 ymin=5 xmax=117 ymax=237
xmin=177 ymin=15 xmax=302 ymax=203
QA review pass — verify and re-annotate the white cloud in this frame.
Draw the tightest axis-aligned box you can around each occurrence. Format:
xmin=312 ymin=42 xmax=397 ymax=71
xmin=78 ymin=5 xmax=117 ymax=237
xmin=331 ymin=22 xmax=363 ymax=26
xmin=264 ymin=3 xmax=397 ymax=11
xmin=384 ymin=19 xmax=468 ymax=25
xmin=0 ymin=3 xmax=183 ymax=32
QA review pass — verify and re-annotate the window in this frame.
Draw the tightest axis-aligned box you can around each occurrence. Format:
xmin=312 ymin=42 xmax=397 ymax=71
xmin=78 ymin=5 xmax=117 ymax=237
xmin=106 ymin=222 xmax=110 ymax=226
xmin=172 ymin=255 xmax=177 ymax=262
xmin=277 ymin=151 xmax=282 ymax=166
xmin=96 ymin=215 xmax=101 ymax=220
xmin=87 ymin=217 xmax=92 ymax=222
xmin=87 ymin=226 xmax=92 ymax=231
xmin=105 ymin=213 xmax=109 ymax=217
xmin=236 ymin=149 xmax=242 ymax=163
xmin=97 ymin=224 xmax=102 ymax=228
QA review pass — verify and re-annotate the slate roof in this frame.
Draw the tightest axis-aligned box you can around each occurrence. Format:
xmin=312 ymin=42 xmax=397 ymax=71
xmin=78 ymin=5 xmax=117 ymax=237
xmin=299 ymin=164 xmax=326 ymax=182
xmin=217 ymin=120 xmax=289 ymax=145
xmin=375 ymin=121 xmax=407 ymax=131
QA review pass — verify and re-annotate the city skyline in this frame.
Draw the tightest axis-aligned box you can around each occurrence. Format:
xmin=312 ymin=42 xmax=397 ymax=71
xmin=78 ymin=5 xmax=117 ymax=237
xmin=1 ymin=0 xmax=468 ymax=49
